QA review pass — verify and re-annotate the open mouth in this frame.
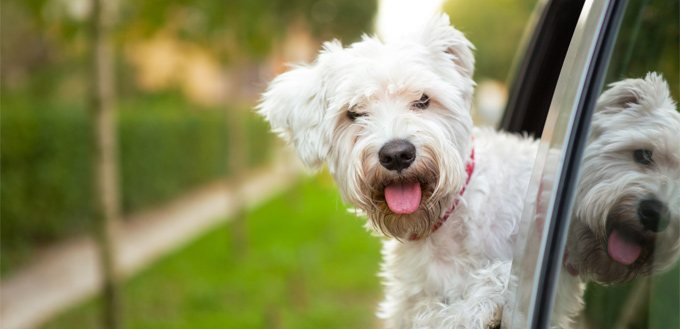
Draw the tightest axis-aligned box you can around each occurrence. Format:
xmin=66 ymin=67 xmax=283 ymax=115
xmin=606 ymin=224 xmax=654 ymax=266
xmin=373 ymin=178 xmax=429 ymax=215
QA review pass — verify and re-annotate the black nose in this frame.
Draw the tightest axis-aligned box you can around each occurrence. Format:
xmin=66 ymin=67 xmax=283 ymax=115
xmin=379 ymin=140 xmax=416 ymax=172
xmin=638 ymin=199 xmax=670 ymax=232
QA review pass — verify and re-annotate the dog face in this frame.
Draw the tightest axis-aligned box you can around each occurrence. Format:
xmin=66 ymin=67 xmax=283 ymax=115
xmin=566 ymin=73 xmax=680 ymax=284
xmin=258 ymin=14 xmax=476 ymax=240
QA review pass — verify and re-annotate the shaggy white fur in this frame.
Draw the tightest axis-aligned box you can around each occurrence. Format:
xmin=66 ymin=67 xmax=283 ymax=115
xmin=257 ymin=8 xmax=680 ymax=327
xmin=553 ymin=73 xmax=680 ymax=328
xmin=257 ymin=11 xmax=680 ymax=328
xmin=258 ymin=14 xmax=538 ymax=328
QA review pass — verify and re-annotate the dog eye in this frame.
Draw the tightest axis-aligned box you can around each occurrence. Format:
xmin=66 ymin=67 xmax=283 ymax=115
xmin=413 ymin=94 xmax=430 ymax=110
xmin=347 ymin=110 xmax=367 ymax=121
xmin=633 ymin=149 xmax=653 ymax=165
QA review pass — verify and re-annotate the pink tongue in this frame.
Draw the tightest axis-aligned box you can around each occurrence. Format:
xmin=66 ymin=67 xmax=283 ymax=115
xmin=384 ymin=181 xmax=421 ymax=214
xmin=608 ymin=229 xmax=642 ymax=265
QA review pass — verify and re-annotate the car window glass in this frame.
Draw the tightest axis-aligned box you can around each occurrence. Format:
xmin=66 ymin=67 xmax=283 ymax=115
xmin=502 ymin=1 xmax=613 ymax=327
xmin=552 ymin=0 xmax=680 ymax=328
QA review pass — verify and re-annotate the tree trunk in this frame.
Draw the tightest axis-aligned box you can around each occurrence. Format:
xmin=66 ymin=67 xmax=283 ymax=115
xmin=227 ymin=107 xmax=250 ymax=258
xmin=90 ymin=0 xmax=122 ymax=328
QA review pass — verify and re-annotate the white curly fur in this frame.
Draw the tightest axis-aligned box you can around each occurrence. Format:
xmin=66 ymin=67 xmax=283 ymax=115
xmin=552 ymin=73 xmax=680 ymax=328
xmin=258 ymin=14 xmax=539 ymax=328
xmin=258 ymin=11 xmax=680 ymax=327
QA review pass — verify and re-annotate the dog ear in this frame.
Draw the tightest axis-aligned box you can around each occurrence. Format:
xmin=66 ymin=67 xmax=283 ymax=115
xmin=413 ymin=14 xmax=475 ymax=79
xmin=257 ymin=50 xmax=337 ymax=171
xmin=596 ymin=72 xmax=673 ymax=116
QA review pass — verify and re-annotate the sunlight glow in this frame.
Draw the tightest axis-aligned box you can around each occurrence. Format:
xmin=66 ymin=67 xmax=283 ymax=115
xmin=375 ymin=0 xmax=447 ymax=40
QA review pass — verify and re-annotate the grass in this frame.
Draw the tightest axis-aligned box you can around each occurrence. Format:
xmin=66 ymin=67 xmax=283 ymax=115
xmin=36 ymin=171 xmax=680 ymax=329
xmin=41 ymin=173 xmax=383 ymax=329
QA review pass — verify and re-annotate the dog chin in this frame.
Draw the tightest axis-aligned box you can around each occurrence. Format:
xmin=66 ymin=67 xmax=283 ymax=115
xmin=361 ymin=174 xmax=443 ymax=240
xmin=571 ymin=213 xmax=658 ymax=284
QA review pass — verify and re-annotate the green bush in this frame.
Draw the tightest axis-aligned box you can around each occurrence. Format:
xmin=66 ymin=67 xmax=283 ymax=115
xmin=117 ymin=97 xmax=230 ymax=212
xmin=444 ymin=0 xmax=537 ymax=82
xmin=1 ymin=98 xmax=95 ymax=269
xmin=0 ymin=93 xmax=274 ymax=273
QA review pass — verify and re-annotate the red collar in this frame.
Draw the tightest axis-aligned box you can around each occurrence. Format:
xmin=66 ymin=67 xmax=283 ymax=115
xmin=409 ymin=142 xmax=475 ymax=241
xmin=563 ymin=253 xmax=579 ymax=276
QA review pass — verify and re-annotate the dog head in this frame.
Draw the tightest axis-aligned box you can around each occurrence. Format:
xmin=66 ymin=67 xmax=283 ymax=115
xmin=565 ymin=73 xmax=680 ymax=284
xmin=258 ymin=14 xmax=475 ymax=240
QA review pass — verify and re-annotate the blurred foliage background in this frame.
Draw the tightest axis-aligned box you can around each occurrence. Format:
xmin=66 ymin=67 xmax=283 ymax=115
xmin=1 ymin=0 xmax=377 ymax=273
xmin=605 ymin=0 xmax=680 ymax=99
xmin=1 ymin=0 xmax=382 ymax=327
xmin=444 ymin=0 xmax=536 ymax=83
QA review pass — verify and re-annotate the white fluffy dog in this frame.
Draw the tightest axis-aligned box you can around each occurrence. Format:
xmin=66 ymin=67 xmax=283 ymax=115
xmin=258 ymin=14 xmax=537 ymax=328
xmin=553 ymin=73 xmax=680 ymax=328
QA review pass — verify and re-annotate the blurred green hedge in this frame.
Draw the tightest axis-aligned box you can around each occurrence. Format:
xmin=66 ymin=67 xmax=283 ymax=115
xmin=1 ymin=94 xmax=273 ymax=273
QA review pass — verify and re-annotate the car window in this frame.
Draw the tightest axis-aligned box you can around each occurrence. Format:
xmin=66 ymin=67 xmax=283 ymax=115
xmin=554 ymin=0 xmax=679 ymax=328
xmin=504 ymin=0 xmax=679 ymax=328
xmin=502 ymin=0 xmax=616 ymax=326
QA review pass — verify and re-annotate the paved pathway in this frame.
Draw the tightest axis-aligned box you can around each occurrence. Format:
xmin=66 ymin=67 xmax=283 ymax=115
xmin=0 ymin=155 xmax=305 ymax=329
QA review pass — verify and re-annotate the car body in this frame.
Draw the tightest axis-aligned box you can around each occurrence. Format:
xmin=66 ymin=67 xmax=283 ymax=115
xmin=501 ymin=0 xmax=679 ymax=328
